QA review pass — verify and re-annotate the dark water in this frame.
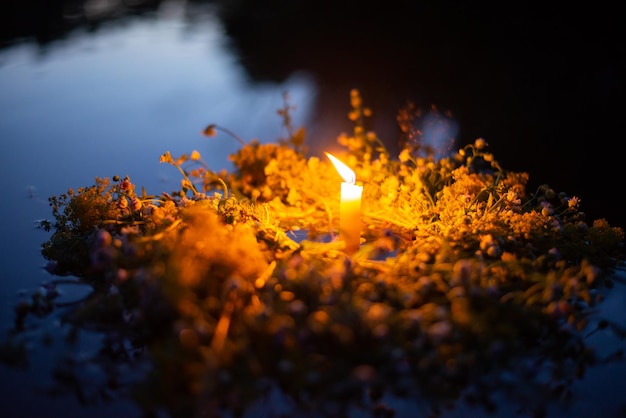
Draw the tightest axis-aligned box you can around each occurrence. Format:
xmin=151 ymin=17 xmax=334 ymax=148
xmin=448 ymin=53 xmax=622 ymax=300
xmin=1 ymin=1 xmax=625 ymax=417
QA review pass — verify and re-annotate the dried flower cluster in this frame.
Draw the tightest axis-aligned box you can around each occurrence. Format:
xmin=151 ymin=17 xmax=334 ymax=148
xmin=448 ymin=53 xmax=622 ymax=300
xmin=4 ymin=90 xmax=625 ymax=418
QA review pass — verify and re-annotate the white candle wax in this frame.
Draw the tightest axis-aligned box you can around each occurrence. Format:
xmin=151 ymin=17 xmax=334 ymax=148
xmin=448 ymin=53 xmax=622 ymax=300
xmin=340 ymin=181 xmax=363 ymax=254
xmin=326 ymin=152 xmax=363 ymax=254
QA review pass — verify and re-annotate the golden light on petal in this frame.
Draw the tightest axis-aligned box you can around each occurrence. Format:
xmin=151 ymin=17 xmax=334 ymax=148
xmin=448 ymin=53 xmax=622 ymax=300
xmin=325 ymin=152 xmax=356 ymax=184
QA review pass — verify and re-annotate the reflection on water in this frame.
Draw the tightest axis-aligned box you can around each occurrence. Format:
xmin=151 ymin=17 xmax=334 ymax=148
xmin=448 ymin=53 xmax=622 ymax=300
xmin=0 ymin=2 xmax=314 ymax=417
xmin=0 ymin=1 xmax=625 ymax=417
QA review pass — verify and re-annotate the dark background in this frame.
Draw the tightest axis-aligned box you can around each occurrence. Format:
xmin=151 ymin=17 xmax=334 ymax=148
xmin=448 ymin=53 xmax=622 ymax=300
xmin=2 ymin=0 xmax=624 ymax=230
xmin=1 ymin=3 xmax=625 ymax=417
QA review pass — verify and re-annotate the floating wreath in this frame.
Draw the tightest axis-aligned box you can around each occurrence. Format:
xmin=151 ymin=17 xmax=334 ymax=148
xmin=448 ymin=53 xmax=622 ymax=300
xmin=4 ymin=90 xmax=625 ymax=418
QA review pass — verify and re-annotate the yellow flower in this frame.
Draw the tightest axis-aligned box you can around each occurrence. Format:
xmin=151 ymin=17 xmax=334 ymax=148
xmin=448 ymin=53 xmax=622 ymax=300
xmin=506 ymin=190 xmax=521 ymax=206
xmin=397 ymin=149 xmax=410 ymax=163
xmin=474 ymin=138 xmax=487 ymax=149
xmin=568 ymin=196 xmax=581 ymax=209
xmin=160 ymin=151 xmax=174 ymax=164
xmin=131 ymin=197 xmax=142 ymax=211
xmin=190 ymin=150 xmax=201 ymax=161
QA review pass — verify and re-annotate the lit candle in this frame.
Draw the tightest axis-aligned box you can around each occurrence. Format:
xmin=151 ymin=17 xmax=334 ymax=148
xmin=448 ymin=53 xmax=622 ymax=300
xmin=325 ymin=153 xmax=363 ymax=254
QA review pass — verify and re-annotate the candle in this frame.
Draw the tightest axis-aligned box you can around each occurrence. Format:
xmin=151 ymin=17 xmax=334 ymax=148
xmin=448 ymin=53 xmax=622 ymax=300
xmin=325 ymin=153 xmax=363 ymax=254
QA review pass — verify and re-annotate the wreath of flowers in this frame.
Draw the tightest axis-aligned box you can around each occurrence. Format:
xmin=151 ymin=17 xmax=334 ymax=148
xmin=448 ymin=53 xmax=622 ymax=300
xmin=5 ymin=90 xmax=625 ymax=418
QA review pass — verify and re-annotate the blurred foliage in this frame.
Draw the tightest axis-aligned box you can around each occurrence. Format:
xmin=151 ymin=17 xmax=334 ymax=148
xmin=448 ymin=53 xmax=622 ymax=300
xmin=2 ymin=90 xmax=625 ymax=418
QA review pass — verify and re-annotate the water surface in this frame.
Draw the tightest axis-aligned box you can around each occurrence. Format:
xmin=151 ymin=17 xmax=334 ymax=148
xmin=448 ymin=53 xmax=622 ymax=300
xmin=1 ymin=2 xmax=625 ymax=417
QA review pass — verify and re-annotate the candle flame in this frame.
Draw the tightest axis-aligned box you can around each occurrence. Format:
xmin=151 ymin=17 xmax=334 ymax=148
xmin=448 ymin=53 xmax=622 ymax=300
xmin=325 ymin=152 xmax=356 ymax=184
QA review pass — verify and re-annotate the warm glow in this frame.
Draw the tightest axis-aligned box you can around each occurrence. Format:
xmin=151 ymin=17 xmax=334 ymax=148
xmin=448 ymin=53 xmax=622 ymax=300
xmin=325 ymin=152 xmax=356 ymax=184
xmin=325 ymin=152 xmax=362 ymax=254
